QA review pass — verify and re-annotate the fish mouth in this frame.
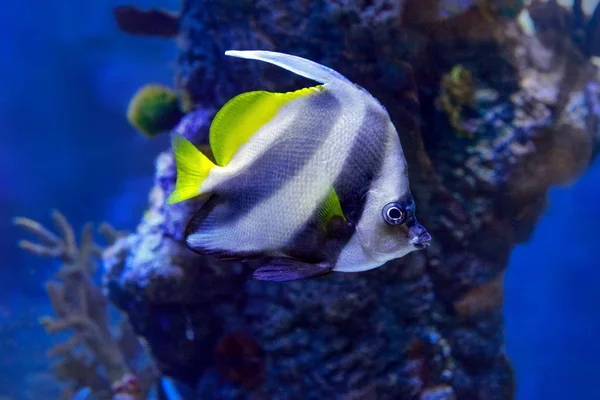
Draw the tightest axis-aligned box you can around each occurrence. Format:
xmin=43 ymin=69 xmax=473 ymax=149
xmin=408 ymin=223 xmax=431 ymax=250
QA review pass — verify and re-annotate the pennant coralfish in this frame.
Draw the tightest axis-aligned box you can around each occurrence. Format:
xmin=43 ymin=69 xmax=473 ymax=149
xmin=167 ymin=50 xmax=431 ymax=282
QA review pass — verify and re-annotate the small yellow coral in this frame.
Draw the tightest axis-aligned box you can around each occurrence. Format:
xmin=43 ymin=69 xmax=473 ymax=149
xmin=438 ymin=65 xmax=476 ymax=138
xmin=127 ymin=84 xmax=184 ymax=137
xmin=446 ymin=65 xmax=475 ymax=105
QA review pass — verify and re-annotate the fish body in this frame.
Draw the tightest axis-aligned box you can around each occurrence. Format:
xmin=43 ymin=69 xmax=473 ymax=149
xmin=167 ymin=50 xmax=430 ymax=281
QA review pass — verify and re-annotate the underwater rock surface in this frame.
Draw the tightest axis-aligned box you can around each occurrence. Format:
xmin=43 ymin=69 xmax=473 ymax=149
xmin=106 ymin=0 xmax=600 ymax=398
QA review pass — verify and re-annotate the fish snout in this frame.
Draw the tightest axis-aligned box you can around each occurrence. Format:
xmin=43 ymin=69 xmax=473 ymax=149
xmin=408 ymin=223 xmax=431 ymax=249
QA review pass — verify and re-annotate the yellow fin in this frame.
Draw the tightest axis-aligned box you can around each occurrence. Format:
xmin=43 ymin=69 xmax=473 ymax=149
xmin=315 ymin=187 xmax=346 ymax=229
xmin=209 ymin=86 xmax=323 ymax=166
xmin=167 ymin=133 xmax=215 ymax=205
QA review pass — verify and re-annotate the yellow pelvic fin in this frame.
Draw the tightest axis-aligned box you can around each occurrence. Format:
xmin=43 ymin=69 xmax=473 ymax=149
xmin=166 ymin=133 xmax=215 ymax=205
xmin=315 ymin=187 xmax=346 ymax=229
xmin=209 ymin=86 xmax=323 ymax=166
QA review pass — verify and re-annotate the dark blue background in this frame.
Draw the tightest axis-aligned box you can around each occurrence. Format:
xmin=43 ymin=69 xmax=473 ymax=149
xmin=1 ymin=1 xmax=599 ymax=399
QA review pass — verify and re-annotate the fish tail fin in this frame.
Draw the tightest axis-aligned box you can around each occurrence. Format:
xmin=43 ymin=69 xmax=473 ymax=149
xmin=224 ymin=50 xmax=351 ymax=85
xmin=166 ymin=133 xmax=216 ymax=205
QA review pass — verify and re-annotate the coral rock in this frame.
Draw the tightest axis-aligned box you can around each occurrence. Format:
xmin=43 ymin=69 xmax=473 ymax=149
xmin=104 ymin=0 xmax=600 ymax=399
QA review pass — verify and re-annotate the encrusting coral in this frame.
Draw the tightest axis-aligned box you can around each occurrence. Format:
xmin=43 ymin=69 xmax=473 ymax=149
xmin=14 ymin=211 xmax=158 ymax=400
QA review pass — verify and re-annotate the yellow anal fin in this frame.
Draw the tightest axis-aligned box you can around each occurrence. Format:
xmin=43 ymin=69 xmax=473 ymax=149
xmin=315 ymin=187 xmax=346 ymax=230
xmin=167 ymin=133 xmax=215 ymax=205
xmin=209 ymin=86 xmax=323 ymax=166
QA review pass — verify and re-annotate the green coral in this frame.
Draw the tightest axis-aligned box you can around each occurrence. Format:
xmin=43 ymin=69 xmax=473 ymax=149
xmin=127 ymin=84 xmax=184 ymax=137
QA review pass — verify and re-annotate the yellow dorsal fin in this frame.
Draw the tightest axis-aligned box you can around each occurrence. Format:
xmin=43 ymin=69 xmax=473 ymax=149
xmin=166 ymin=133 xmax=216 ymax=205
xmin=315 ymin=187 xmax=346 ymax=230
xmin=209 ymin=86 xmax=323 ymax=166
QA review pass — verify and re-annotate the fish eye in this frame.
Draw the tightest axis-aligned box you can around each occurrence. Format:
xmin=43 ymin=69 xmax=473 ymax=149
xmin=382 ymin=202 xmax=407 ymax=225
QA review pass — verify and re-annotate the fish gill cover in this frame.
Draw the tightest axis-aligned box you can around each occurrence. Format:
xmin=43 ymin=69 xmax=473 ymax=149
xmin=9 ymin=0 xmax=600 ymax=399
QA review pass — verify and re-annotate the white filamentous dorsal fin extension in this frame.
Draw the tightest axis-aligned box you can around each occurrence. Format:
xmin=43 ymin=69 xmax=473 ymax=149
xmin=224 ymin=50 xmax=352 ymax=85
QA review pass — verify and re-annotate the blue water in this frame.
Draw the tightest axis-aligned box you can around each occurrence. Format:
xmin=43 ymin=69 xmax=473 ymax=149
xmin=1 ymin=1 xmax=599 ymax=399
xmin=0 ymin=1 xmax=176 ymax=397
xmin=505 ymin=158 xmax=600 ymax=400
xmin=1 ymin=0 xmax=176 ymax=295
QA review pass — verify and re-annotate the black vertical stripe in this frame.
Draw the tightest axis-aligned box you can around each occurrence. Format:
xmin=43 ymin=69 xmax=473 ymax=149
xmin=335 ymin=103 xmax=390 ymax=223
xmin=283 ymin=102 xmax=391 ymax=262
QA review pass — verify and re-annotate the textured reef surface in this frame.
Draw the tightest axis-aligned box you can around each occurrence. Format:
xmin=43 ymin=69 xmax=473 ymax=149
xmin=25 ymin=0 xmax=599 ymax=399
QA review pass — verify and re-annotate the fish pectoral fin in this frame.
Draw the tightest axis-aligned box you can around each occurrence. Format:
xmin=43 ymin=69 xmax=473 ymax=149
xmin=253 ymin=258 xmax=333 ymax=282
xmin=315 ymin=187 xmax=346 ymax=231
xmin=167 ymin=133 xmax=216 ymax=205
xmin=225 ymin=50 xmax=351 ymax=85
